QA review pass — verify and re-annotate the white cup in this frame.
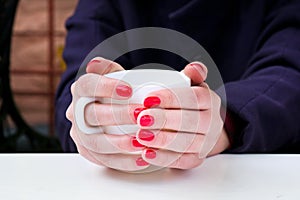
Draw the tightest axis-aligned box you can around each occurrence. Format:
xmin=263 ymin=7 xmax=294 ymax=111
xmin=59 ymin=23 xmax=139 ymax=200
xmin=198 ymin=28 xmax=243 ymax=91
xmin=75 ymin=69 xmax=190 ymax=135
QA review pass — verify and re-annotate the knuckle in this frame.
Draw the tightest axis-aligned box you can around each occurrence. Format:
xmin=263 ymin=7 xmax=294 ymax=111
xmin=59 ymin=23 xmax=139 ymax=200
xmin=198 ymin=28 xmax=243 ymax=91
xmin=193 ymin=87 xmax=210 ymax=108
xmin=117 ymin=105 xmax=131 ymax=124
xmin=213 ymin=92 xmax=222 ymax=105
xmin=82 ymin=136 xmax=102 ymax=153
xmin=96 ymin=154 xmax=112 ymax=166
xmin=188 ymin=134 xmax=203 ymax=153
xmin=182 ymin=134 xmax=195 ymax=152
xmin=70 ymin=83 xmax=76 ymax=95
xmin=204 ymin=110 xmax=213 ymax=133
xmin=77 ymin=145 xmax=89 ymax=158
xmin=162 ymin=90 xmax=176 ymax=105
xmin=151 ymin=89 xmax=176 ymax=106
xmin=114 ymin=137 xmax=131 ymax=152
xmin=170 ymin=157 xmax=181 ymax=168
xmin=76 ymin=74 xmax=95 ymax=96
xmin=69 ymin=127 xmax=76 ymax=141
xmin=156 ymin=130 xmax=169 ymax=148
xmin=99 ymin=77 xmax=111 ymax=90
xmin=66 ymin=105 xmax=73 ymax=121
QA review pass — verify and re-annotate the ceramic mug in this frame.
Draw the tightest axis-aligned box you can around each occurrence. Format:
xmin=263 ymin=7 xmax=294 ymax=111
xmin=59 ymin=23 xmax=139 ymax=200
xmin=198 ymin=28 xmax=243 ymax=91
xmin=75 ymin=69 xmax=191 ymax=136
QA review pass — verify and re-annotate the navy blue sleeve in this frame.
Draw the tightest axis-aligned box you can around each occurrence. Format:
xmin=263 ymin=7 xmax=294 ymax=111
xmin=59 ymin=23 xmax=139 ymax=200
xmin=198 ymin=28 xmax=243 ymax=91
xmin=223 ymin=1 xmax=300 ymax=153
xmin=56 ymin=0 xmax=300 ymax=153
xmin=55 ymin=0 xmax=123 ymax=152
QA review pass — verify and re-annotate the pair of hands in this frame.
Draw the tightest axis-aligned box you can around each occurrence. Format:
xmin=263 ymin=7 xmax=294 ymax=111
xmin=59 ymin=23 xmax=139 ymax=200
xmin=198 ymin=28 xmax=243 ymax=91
xmin=66 ymin=57 xmax=230 ymax=172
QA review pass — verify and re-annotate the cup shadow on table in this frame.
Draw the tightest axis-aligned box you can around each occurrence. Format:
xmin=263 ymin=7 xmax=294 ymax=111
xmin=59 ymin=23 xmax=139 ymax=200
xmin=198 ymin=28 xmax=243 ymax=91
xmin=94 ymin=156 xmax=230 ymax=186
xmin=100 ymin=167 xmax=194 ymax=184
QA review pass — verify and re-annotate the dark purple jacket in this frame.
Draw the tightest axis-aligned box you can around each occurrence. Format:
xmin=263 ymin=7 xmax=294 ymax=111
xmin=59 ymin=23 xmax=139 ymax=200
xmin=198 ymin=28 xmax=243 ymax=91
xmin=55 ymin=0 xmax=300 ymax=153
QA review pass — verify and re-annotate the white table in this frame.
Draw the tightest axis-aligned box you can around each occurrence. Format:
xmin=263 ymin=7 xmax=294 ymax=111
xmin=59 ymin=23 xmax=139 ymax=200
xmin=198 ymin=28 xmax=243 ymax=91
xmin=0 ymin=154 xmax=299 ymax=200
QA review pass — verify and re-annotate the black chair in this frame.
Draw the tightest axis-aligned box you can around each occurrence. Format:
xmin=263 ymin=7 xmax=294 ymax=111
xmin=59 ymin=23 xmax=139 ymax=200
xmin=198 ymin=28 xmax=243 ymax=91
xmin=0 ymin=0 xmax=61 ymax=152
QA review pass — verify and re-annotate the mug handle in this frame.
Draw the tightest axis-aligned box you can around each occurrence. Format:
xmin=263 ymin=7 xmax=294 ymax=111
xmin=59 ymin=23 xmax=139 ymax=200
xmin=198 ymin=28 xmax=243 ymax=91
xmin=74 ymin=97 xmax=104 ymax=134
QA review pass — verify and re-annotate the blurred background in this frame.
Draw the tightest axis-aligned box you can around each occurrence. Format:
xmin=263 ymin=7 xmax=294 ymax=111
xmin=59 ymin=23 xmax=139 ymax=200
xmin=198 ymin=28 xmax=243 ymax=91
xmin=1 ymin=0 xmax=78 ymax=152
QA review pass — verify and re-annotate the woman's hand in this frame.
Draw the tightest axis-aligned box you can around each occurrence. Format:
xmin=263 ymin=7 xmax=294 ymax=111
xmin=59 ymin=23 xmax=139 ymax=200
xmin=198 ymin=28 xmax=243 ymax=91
xmin=66 ymin=57 xmax=152 ymax=172
xmin=66 ymin=57 xmax=230 ymax=172
xmin=135 ymin=62 xmax=230 ymax=169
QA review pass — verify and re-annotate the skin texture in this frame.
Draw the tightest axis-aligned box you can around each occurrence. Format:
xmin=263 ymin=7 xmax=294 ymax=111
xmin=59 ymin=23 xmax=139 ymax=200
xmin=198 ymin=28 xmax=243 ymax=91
xmin=66 ymin=57 xmax=230 ymax=171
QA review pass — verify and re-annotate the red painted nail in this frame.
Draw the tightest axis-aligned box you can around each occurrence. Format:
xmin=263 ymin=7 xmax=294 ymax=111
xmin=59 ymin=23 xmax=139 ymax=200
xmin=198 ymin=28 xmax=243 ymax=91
xmin=134 ymin=107 xmax=146 ymax=121
xmin=139 ymin=115 xmax=154 ymax=127
xmin=131 ymin=137 xmax=145 ymax=148
xmin=138 ymin=130 xmax=155 ymax=141
xmin=145 ymin=149 xmax=156 ymax=159
xmin=87 ymin=59 xmax=101 ymax=67
xmin=136 ymin=157 xmax=149 ymax=166
xmin=144 ymin=96 xmax=161 ymax=108
xmin=116 ymin=85 xmax=132 ymax=97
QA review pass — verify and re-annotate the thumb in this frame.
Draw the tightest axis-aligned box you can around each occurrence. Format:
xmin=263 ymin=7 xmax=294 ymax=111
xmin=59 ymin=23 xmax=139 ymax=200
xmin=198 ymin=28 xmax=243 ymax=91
xmin=182 ymin=62 xmax=208 ymax=85
xmin=86 ymin=57 xmax=125 ymax=75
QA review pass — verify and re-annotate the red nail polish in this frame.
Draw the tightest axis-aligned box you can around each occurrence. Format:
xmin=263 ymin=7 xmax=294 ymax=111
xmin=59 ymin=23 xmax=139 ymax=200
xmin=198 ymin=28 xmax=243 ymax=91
xmin=145 ymin=149 xmax=156 ymax=159
xmin=116 ymin=85 xmax=132 ymax=97
xmin=136 ymin=157 xmax=149 ymax=166
xmin=134 ymin=107 xmax=146 ymax=121
xmin=138 ymin=130 xmax=154 ymax=141
xmin=144 ymin=96 xmax=161 ymax=108
xmin=87 ymin=59 xmax=101 ymax=67
xmin=131 ymin=137 xmax=145 ymax=148
xmin=139 ymin=115 xmax=154 ymax=127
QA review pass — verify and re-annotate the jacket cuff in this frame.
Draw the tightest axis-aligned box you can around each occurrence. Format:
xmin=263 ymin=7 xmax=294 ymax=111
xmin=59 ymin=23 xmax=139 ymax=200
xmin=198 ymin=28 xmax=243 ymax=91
xmin=223 ymin=107 xmax=246 ymax=150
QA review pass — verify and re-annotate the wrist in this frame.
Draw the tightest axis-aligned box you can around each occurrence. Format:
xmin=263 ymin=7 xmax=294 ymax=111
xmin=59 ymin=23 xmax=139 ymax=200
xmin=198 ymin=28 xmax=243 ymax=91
xmin=208 ymin=128 xmax=231 ymax=156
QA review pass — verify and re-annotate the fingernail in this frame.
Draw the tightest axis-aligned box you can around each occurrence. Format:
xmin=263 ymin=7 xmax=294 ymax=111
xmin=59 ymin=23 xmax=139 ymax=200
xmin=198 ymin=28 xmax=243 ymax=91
xmin=136 ymin=157 xmax=149 ymax=166
xmin=138 ymin=130 xmax=155 ymax=141
xmin=116 ymin=85 xmax=132 ymax=97
xmin=87 ymin=59 xmax=101 ymax=67
xmin=139 ymin=115 xmax=154 ymax=127
xmin=145 ymin=149 xmax=156 ymax=159
xmin=131 ymin=137 xmax=145 ymax=148
xmin=190 ymin=62 xmax=207 ymax=78
xmin=134 ymin=107 xmax=147 ymax=121
xmin=144 ymin=96 xmax=161 ymax=108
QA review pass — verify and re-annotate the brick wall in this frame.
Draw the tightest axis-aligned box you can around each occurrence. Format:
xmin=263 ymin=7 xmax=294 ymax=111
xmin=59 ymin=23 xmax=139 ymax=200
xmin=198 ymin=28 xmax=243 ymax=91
xmin=10 ymin=0 xmax=78 ymax=133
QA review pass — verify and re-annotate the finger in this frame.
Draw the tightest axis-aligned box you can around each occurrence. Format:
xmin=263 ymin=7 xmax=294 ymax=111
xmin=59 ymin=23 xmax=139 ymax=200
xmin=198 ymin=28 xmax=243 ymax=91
xmin=182 ymin=62 xmax=208 ymax=85
xmin=137 ymin=129 xmax=205 ymax=153
xmin=71 ymin=123 xmax=144 ymax=154
xmin=87 ymin=152 xmax=150 ymax=172
xmin=76 ymin=143 xmax=105 ymax=167
xmin=66 ymin=102 xmax=73 ymax=121
xmin=144 ymin=86 xmax=211 ymax=109
xmin=70 ymin=125 xmax=81 ymax=145
xmin=198 ymin=90 xmax=223 ymax=158
xmin=74 ymin=73 xmax=132 ymax=99
xmin=142 ymin=149 xmax=204 ymax=169
xmin=70 ymin=125 xmax=104 ymax=165
xmin=76 ymin=133 xmax=148 ymax=171
xmin=76 ymin=130 xmax=144 ymax=154
xmin=85 ymin=103 xmax=142 ymax=126
xmin=70 ymin=82 xmax=75 ymax=95
xmin=86 ymin=57 xmax=124 ymax=75
xmin=137 ymin=108 xmax=211 ymax=134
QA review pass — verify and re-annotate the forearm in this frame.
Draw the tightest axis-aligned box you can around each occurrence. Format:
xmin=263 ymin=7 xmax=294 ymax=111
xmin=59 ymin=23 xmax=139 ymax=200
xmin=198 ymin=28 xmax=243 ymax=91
xmin=219 ymin=0 xmax=300 ymax=153
xmin=222 ymin=67 xmax=300 ymax=153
